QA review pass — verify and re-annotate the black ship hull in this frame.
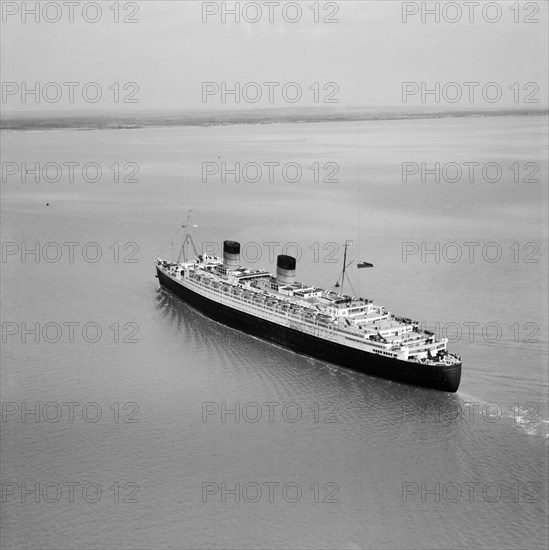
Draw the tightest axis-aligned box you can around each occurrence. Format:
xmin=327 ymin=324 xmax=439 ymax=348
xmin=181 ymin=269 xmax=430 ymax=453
xmin=157 ymin=268 xmax=461 ymax=392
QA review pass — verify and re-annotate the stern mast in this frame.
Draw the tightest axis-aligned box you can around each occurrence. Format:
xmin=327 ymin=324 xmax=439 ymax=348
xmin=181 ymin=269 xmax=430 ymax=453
xmin=176 ymin=210 xmax=200 ymax=263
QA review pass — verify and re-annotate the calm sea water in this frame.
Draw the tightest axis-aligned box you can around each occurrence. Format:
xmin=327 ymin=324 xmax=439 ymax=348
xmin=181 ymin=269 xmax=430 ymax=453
xmin=1 ymin=117 xmax=548 ymax=549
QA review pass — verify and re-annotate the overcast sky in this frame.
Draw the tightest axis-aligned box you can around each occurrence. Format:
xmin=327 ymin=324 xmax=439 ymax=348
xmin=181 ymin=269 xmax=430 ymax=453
xmin=1 ymin=1 xmax=548 ymax=112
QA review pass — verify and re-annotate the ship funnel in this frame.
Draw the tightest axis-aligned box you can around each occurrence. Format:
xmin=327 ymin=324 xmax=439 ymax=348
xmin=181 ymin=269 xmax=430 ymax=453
xmin=223 ymin=240 xmax=240 ymax=269
xmin=276 ymin=255 xmax=296 ymax=285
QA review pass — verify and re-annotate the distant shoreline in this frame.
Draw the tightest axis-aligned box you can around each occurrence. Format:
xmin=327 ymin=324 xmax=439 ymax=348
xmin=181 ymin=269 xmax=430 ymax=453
xmin=1 ymin=108 xmax=547 ymax=132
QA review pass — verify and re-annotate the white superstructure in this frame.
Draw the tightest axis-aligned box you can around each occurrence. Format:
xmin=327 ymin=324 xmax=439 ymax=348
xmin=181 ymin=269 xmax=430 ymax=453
xmin=155 ymin=253 xmax=461 ymax=367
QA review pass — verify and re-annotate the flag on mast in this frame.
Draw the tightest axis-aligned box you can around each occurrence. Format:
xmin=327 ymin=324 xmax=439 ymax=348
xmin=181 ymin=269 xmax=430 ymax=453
xmin=357 ymin=261 xmax=374 ymax=269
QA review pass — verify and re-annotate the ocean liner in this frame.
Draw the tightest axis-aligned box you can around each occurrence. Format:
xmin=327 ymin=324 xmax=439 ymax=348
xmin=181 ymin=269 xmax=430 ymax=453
xmin=155 ymin=217 xmax=462 ymax=392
